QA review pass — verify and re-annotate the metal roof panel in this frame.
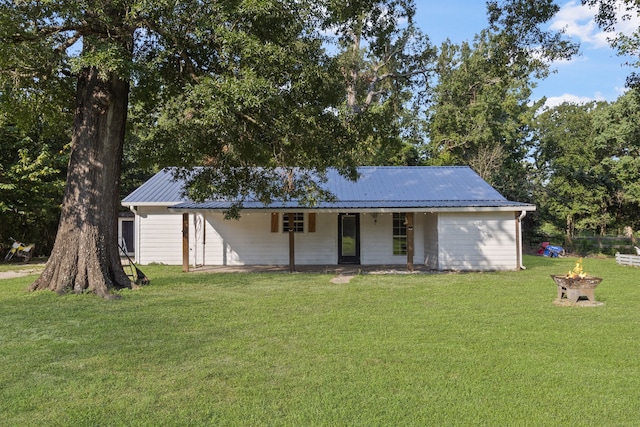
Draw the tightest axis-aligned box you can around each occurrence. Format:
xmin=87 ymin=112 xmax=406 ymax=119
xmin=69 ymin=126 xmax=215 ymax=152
xmin=122 ymin=166 xmax=535 ymax=211
xmin=122 ymin=168 xmax=189 ymax=204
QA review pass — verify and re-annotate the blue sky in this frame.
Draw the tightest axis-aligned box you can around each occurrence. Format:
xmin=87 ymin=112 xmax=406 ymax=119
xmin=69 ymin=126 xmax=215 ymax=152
xmin=414 ymin=0 xmax=639 ymax=108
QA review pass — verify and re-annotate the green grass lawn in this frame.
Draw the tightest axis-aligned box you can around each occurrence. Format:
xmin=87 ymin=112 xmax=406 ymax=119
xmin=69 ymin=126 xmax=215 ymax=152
xmin=1 ymin=255 xmax=639 ymax=426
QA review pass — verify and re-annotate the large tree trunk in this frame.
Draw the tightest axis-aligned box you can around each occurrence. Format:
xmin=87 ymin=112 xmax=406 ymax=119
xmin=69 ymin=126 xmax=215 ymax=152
xmin=29 ymin=66 xmax=132 ymax=297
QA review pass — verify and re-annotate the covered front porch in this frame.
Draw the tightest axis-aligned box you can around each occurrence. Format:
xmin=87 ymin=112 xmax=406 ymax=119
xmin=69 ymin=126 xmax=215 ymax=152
xmin=178 ymin=211 xmax=420 ymax=273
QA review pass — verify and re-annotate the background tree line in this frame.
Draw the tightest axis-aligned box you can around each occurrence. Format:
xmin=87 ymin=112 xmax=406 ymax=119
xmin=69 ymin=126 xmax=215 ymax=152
xmin=1 ymin=0 xmax=638 ymax=264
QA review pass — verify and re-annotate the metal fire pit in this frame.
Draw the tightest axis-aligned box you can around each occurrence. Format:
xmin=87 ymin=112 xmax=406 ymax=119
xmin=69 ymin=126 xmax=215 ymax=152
xmin=551 ymin=275 xmax=602 ymax=303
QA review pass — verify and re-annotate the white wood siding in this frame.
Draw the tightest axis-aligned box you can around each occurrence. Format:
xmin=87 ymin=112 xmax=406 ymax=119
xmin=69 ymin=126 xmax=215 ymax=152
xmin=437 ymin=212 xmax=517 ymax=271
xmin=423 ymin=213 xmax=439 ymax=269
xmin=360 ymin=213 xmax=424 ymax=265
xmin=202 ymin=212 xmax=337 ymax=265
xmin=135 ymin=207 xmax=187 ymax=265
xmin=295 ymin=214 xmax=336 ymax=264
xmin=360 ymin=213 xmax=390 ymax=264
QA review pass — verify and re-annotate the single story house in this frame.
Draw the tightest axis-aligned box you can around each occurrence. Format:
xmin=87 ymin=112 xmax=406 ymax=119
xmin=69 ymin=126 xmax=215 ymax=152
xmin=121 ymin=166 xmax=536 ymax=271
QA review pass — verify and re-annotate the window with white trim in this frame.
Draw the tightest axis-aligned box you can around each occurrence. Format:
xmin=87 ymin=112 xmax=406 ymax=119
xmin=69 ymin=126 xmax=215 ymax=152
xmin=393 ymin=213 xmax=407 ymax=255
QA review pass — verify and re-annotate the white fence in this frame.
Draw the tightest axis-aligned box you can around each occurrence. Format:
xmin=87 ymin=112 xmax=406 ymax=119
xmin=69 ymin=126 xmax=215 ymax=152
xmin=615 ymin=253 xmax=640 ymax=268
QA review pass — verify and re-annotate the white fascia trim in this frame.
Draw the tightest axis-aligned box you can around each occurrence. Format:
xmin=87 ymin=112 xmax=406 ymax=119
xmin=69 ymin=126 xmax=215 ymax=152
xmin=167 ymin=206 xmax=536 ymax=214
xmin=122 ymin=202 xmax=185 ymax=208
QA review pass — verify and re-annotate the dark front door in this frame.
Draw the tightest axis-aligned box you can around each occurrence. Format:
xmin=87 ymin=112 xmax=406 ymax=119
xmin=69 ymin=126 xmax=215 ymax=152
xmin=338 ymin=213 xmax=360 ymax=264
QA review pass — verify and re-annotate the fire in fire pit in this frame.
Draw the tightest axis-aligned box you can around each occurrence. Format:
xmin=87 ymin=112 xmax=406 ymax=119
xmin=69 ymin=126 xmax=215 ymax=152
xmin=551 ymin=258 xmax=603 ymax=305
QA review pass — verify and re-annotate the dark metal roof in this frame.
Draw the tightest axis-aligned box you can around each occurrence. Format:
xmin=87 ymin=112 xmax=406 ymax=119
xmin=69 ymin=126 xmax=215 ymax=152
xmin=122 ymin=167 xmax=536 ymax=211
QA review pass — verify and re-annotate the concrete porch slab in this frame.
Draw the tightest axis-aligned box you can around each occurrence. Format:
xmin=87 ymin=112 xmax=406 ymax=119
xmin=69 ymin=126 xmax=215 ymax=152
xmin=190 ymin=264 xmax=434 ymax=275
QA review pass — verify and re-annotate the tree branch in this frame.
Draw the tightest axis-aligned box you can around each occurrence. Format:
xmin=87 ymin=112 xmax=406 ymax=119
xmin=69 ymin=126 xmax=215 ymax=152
xmin=10 ymin=24 xmax=82 ymax=43
xmin=139 ymin=18 xmax=200 ymax=82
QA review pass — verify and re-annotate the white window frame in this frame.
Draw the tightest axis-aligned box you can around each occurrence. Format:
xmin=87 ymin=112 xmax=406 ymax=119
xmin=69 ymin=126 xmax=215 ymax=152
xmin=392 ymin=213 xmax=407 ymax=255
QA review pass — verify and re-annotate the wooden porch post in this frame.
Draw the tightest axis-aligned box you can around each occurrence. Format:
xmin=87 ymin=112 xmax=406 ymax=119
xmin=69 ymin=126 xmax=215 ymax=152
xmin=182 ymin=213 xmax=189 ymax=272
xmin=288 ymin=213 xmax=295 ymax=272
xmin=406 ymin=212 xmax=414 ymax=272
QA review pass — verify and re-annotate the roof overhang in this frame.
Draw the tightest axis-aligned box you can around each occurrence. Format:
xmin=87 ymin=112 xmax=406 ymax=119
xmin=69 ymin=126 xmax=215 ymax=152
xmin=123 ymin=202 xmax=186 ymax=207
xmin=167 ymin=204 xmax=536 ymax=214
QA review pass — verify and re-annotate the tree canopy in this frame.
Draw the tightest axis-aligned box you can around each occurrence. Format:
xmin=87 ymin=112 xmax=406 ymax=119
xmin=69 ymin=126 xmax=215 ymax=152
xmin=426 ymin=0 xmax=577 ymax=201
xmin=531 ymin=88 xmax=640 ymax=243
xmin=0 ymin=56 xmax=72 ymax=253
xmin=1 ymin=0 xmax=436 ymax=295
xmin=427 ymin=30 xmax=540 ymax=201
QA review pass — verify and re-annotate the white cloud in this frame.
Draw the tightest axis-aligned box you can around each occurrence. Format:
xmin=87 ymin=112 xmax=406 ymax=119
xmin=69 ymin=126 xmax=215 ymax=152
xmin=543 ymin=92 xmax=606 ymax=108
xmin=551 ymin=0 xmax=640 ymax=49
xmin=550 ymin=1 xmax=609 ymax=47
xmin=614 ymin=85 xmax=630 ymax=96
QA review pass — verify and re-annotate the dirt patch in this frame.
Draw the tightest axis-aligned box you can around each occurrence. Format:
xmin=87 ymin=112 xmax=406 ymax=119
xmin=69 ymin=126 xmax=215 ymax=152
xmin=0 ymin=271 xmax=31 ymax=279
xmin=553 ymin=299 xmax=604 ymax=307
xmin=330 ymin=275 xmax=356 ymax=284
xmin=0 ymin=267 xmax=44 ymax=280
